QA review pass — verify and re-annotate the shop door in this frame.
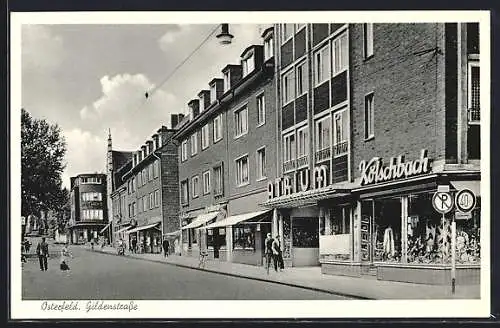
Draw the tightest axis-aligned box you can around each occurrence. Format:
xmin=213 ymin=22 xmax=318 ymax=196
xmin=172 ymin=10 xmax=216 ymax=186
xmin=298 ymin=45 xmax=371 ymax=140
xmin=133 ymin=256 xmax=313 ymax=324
xmin=213 ymin=229 xmax=220 ymax=258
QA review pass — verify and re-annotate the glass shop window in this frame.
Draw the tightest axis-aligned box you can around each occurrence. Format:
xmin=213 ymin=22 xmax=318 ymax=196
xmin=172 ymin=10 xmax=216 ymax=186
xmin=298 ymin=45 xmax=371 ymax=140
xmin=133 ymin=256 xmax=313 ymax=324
xmin=373 ymin=197 xmax=402 ymax=263
xmin=292 ymin=218 xmax=319 ymax=248
xmin=233 ymin=225 xmax=255 ymax=249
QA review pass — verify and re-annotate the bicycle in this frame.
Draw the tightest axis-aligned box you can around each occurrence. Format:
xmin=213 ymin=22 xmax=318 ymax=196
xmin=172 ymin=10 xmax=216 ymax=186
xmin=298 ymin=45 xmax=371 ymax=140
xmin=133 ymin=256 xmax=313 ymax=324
xmin=198 ymin=251 xmax=209 ymax=269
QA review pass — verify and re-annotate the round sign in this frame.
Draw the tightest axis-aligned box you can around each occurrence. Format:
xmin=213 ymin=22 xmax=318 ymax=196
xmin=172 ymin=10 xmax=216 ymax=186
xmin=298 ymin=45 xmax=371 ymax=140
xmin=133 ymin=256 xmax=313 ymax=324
xmin=432 ymin=191 xmax=454 ymax=214
xmin=455 ymin=189 xmax=476 ymax=213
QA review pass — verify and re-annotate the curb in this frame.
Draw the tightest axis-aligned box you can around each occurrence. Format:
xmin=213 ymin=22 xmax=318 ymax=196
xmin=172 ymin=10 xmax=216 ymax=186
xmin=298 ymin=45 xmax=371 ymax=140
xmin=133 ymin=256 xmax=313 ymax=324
xmin=88 ymin=249 xmax=372 ymax=300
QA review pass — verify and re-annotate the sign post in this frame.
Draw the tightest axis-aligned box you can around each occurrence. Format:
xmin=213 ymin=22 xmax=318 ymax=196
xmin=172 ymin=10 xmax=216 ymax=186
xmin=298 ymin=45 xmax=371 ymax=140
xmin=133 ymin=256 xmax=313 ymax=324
xmin=432 ymin=189 xmax=454 ymax=293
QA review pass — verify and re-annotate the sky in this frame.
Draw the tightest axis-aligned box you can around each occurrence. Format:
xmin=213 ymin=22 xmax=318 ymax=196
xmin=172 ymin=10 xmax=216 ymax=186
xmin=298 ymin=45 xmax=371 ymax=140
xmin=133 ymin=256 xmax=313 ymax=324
xmin=21 ymin=23 xmax=270 ymax=189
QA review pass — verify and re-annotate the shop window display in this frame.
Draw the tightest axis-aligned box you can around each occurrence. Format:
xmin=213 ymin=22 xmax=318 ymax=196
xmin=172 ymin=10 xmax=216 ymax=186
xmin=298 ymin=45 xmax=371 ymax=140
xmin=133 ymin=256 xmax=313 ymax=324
xmin=292 ymin=218 xmax=319 ymax=248
xmin=207 ymin=228 xmax=227 ymax=248
xmin=233 ymin=225 xmax=255 ymax=249
xmin=407 ymin=193 xmax=480 ymax=264
xmin=320 ymin=207 xmax=351 ymax=261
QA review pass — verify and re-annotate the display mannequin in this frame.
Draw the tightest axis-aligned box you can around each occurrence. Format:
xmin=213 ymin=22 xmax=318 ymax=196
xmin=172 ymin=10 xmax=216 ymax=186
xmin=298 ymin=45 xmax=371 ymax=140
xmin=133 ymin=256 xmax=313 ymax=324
xmin=383 ymin=225 xmax=395 ymax=259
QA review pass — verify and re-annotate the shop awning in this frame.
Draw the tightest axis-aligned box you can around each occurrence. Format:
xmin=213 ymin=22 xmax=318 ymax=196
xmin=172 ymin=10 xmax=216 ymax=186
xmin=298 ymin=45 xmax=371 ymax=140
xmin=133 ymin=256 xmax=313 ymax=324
xmin=451 ymin=180 xmax=480 ymax=196
xmin=124 ymin=222 xmax=161 ymax=234
xmin=181 ymin=211 xmax=219 ymax=230
xmin=198 ymin=210 xmax=270 ymax=230
xmin=164 ymin=230 xmax=181 ymax=237
xmin=261 ymin=185 xmax=351 ymax=208
xmin=99 ymin=222 xmax=111 ymax=234
xmin=115 ymin=226 xmax=132 ymax=234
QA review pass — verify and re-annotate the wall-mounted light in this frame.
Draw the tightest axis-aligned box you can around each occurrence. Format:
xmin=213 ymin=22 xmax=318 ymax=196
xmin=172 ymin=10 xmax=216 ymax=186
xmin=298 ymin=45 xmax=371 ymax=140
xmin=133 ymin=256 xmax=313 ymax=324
xmin=216 ymin=23 xmax=234 ymax=45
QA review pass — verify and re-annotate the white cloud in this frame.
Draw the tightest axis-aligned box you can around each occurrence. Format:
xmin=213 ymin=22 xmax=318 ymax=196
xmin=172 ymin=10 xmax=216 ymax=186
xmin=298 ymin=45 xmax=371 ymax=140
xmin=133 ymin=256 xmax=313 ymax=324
xmin=22 ymin=25 xmax=64 ymax=71
xmin=62 ymin=128 xmax=106 ymax=189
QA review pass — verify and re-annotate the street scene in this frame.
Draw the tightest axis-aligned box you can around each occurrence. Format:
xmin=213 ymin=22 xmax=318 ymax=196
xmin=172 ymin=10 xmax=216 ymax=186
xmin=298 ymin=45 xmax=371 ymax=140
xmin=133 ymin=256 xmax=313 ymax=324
xmin=18 ymin=17 xmax=485 ymax=308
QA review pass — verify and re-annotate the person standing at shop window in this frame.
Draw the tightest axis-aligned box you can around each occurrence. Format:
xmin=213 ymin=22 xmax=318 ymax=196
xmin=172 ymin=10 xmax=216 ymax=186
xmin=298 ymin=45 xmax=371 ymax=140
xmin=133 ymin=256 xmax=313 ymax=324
xmin=264 ymin=233 xmax=274 ymax=275
xmin=272 ymin=235 xmax=284 ymax=272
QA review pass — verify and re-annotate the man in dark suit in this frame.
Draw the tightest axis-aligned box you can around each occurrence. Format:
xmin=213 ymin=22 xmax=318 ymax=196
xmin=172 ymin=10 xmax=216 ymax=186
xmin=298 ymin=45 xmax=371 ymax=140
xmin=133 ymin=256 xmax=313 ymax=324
xmin=36 ymin=237 xmax=49 ymax=271
xmin=162 ymin=238 xmax=170 ymax=257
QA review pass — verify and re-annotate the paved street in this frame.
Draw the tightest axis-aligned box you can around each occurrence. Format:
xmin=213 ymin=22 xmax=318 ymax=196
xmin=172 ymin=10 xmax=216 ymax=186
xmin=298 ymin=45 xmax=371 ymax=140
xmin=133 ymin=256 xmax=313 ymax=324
xmin=22 ymin=245 xmax=349 ymax=300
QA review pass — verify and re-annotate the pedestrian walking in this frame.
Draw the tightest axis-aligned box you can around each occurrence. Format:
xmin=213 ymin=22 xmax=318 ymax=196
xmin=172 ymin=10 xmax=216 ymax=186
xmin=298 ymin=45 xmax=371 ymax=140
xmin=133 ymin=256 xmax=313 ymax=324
xmin=24 ymin=239 xmax=31 ymax=253
xmin=90 ymin=238 xmax=95 ymax=251
xmin=36 ymin=237 xmax=49 ymax=271
xmin=60 ymin=243 xmax=73 ymax=272
xmin=264 ymin=233 xmax=274 ymax=275
xmin=272 ymin=235 xmax=284 ymax=272
xmin=162 ymin=238 xmax=170 ymax=257
xmin=131 ymin=238 xmax=137 ymax=254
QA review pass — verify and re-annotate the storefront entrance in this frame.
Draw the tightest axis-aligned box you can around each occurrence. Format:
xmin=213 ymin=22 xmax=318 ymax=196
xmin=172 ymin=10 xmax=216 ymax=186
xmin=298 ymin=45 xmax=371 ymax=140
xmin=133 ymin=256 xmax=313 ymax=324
xmin=291 ymin=217 xmax=320 ymax=267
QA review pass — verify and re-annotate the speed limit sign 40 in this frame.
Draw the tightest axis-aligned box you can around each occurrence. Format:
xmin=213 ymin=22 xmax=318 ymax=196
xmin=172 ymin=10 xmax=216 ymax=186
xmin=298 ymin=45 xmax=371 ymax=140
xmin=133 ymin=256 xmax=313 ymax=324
xmin=455 ymin=189 xmax=477 ymax=213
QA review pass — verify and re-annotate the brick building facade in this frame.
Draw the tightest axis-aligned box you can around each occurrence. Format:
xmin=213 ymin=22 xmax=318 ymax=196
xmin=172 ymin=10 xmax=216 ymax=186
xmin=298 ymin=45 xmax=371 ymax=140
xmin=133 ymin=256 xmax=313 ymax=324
xmin=173 ymin=26 xmax=278 ymax=266
xmin=261 ymin=23 xmax=481 ymax=284
xmin=107 ymin=117 xmax=183 ymax=254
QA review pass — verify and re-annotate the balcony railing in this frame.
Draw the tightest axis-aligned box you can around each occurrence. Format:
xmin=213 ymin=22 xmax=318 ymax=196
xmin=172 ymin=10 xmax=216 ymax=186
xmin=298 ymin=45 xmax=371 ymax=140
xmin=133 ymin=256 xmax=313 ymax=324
xmin=296 ymin=155 xmax=309 ymax=168
xmin=333 ymin=141 xmax=348 ymax=157
xmin=283 ymin=160 xmax=296 ymax=172
xmin=468 ymin=108 xmax=480 ymax=124
xmin=315 ymin=147 xmax=331 ymax=163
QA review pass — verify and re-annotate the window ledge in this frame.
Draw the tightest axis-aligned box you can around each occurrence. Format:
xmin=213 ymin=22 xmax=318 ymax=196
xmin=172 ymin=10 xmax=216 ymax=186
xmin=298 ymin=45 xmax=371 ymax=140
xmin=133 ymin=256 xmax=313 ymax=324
xmin=213 ymin=137 xmax=223 ymax=144
xmin=257 ymin=122 xmax=266 ymax=128
xmin=236 ymin=182 xmax=250 ymax=188
xmin=256 ymin=177 xmax=267 ymax=182
xmin=234 ymin=132 xmax=248 ymax=140
xmin=364 ymin=135 xmax=375 ymax=142
xmin=363 ymin=54 xmax=374 ymax=62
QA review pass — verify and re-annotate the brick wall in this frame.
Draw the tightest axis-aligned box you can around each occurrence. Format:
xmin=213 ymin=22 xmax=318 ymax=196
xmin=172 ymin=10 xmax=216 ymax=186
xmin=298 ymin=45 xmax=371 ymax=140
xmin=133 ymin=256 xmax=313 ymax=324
xmin=160 ymin=131 xmax=180 ymax=234
xmin=350 ymin=23 xmax=446 ymax=180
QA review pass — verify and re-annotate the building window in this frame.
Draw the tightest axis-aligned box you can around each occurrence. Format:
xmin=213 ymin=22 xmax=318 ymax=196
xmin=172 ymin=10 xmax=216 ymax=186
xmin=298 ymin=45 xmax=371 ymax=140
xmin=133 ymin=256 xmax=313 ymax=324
xmin=137 ymin=172 xmax=142 ymax=187
xmin=242 ymin=53 xmax=255 ymax=77
xmin=365 ymin=93 xmax=375 ymax=139
xmin=203 ymin=170 xmax=211 ymax=195
xmin=127 ymin=181 xmax=131 ymax=195
xmin=199 ymin=96 xmax=205 ymax=113
xmin=192 ymin=175 xmax=199 ymax=198
xmin=132 ymin=177 xmax=136 ymax=192
xmin=148 ymin=164 xmax=153 ymax=182
xmin=282 ymin=23 xmax=294 ymax=42
xmin=314 ymin=44 xmax=330 ymax=86
xmin=80 ymin=177 xmax=102 ymax=184
xmin=132 ymin=202 xmax=137 ymax=217
xmin=202 ymin=124 xmax=210 ymax=149
xmin=153 ymin=160 xmax=159 ymax=178
xmin=233 ymin=225 xmax=256 ymax=249
xmin=214 ymin=164 xmax=224 ymax=196
xmin=235 ymin=155 xmax=249 ymax=186
xmin=128 ymin=203 xmax=132 ymax=217
xmin=315 ymin=115 xmax=331 ymax=162
xmin=210 ymin=84 xmax=217 ymax=103
xmin=181 ymin=140 xmax=188 ymax=161
xmin=264 ymin=35 xmax=274 ymax=61
xmin=213 ymin=114 xmax=223 ymax=143
xmin=297 ymin=127 xmax=309 ymax=167
xmin=190 ymin=133 xmax=198 ymax=155
xmin=154 ymin=189 xmax=160 ymax=207
xmin=332 ymin=32 xmax=348 ymax=76
xmin=142 ymin=168 xmax=147 ymax=186
xmin=282 ymin=70 xmax=295 ymax=104
xmin=223 ymin=71 xmax=230 ymax=92
xmin=283 ymin=132 xmax=296 ymax=172
xmin=234 ymin=105 xmax=248 ymax=138
xmin=256 ymin=147 xmax=266 ymax=180
xmin=180 ymin=180 xmax=189 ymax=205
xmin=468 ymin=61 xmax=480 ymax=123
xmin=296 ymin=62 xmax=307 ymax=96
xmin=363 ymin=23 xmax=374 ymax=58
xmin=333 ymin=109 xmax=349 ymax=157
xmin=149 ymin=193 xmax=154 ymax=210
xmin=81 ymin=192 xmax=102 ymax=201
xmin=257 ymin=93 xmax=266 ymax=126
xmin=82 ymin=209 xmax=104 ymax=221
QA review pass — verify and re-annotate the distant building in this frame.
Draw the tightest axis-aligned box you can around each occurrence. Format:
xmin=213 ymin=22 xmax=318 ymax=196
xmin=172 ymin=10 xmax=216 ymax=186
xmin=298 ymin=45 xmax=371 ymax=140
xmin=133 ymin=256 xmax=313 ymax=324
xmin=107 ymin=116 xmax=183 ymax=254
xmin=68 ymin=173 xmax=108 ymax=244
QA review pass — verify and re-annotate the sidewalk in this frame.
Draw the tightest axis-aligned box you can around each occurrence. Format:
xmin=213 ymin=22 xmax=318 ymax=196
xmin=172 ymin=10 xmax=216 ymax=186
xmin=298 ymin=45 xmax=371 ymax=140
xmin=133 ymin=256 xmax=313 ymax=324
xmin=88 ymin=246 xmax=480 ymax=300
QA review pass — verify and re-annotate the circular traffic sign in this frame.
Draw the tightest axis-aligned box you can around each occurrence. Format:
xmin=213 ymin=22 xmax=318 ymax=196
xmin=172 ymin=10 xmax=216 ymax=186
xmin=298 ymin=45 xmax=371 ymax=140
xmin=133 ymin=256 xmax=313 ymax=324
xmin=455 ymin=189 xmax=476 ymax=213
xmin=432 ymin=191 xmax=454 ymax=214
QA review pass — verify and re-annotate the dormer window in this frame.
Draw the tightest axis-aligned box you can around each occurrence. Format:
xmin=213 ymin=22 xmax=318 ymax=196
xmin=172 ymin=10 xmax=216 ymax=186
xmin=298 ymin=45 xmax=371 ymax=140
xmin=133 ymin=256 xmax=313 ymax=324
xmin=210 ymin=84 xmax=217 ymax=103
xmin=242 ymin=51 xmax=255 ymax=77
xmin=264 ymin=35 xmax=274 ymax=61
xmin=223 ymin=70 xmax=231 ymax=92
xmin=199 ymin=95 xmax=205 ymax=112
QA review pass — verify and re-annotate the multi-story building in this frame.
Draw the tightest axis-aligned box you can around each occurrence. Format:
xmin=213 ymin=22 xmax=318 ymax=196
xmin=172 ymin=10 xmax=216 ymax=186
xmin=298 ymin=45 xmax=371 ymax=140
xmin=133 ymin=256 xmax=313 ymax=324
xmin=68 ymin=173 xmax=108 ymax=244
xmin=106 ymin=116 xmax=183 ymax=254
xmin=173 ymin=26 xmax=277 ymax=266
xmin=260 ymin=23 xmax=481 ymax=284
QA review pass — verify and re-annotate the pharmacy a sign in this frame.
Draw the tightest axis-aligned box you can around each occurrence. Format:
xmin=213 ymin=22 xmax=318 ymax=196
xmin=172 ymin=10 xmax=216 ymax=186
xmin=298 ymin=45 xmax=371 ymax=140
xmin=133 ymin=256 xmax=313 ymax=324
xmin=359 ymin=149 xmax=431 ymax=186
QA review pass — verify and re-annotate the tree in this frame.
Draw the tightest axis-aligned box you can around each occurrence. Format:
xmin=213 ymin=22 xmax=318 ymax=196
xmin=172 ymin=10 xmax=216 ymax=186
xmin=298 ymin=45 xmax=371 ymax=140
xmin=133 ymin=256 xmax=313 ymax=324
xmin=21 ymin=108 xmax=67 ymax=217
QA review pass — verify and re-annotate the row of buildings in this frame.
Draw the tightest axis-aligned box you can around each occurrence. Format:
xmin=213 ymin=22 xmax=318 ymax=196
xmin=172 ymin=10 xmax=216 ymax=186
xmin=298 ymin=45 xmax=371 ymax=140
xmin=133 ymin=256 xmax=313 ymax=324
xmin=67 ymin=22 xmax=481 ymax=285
